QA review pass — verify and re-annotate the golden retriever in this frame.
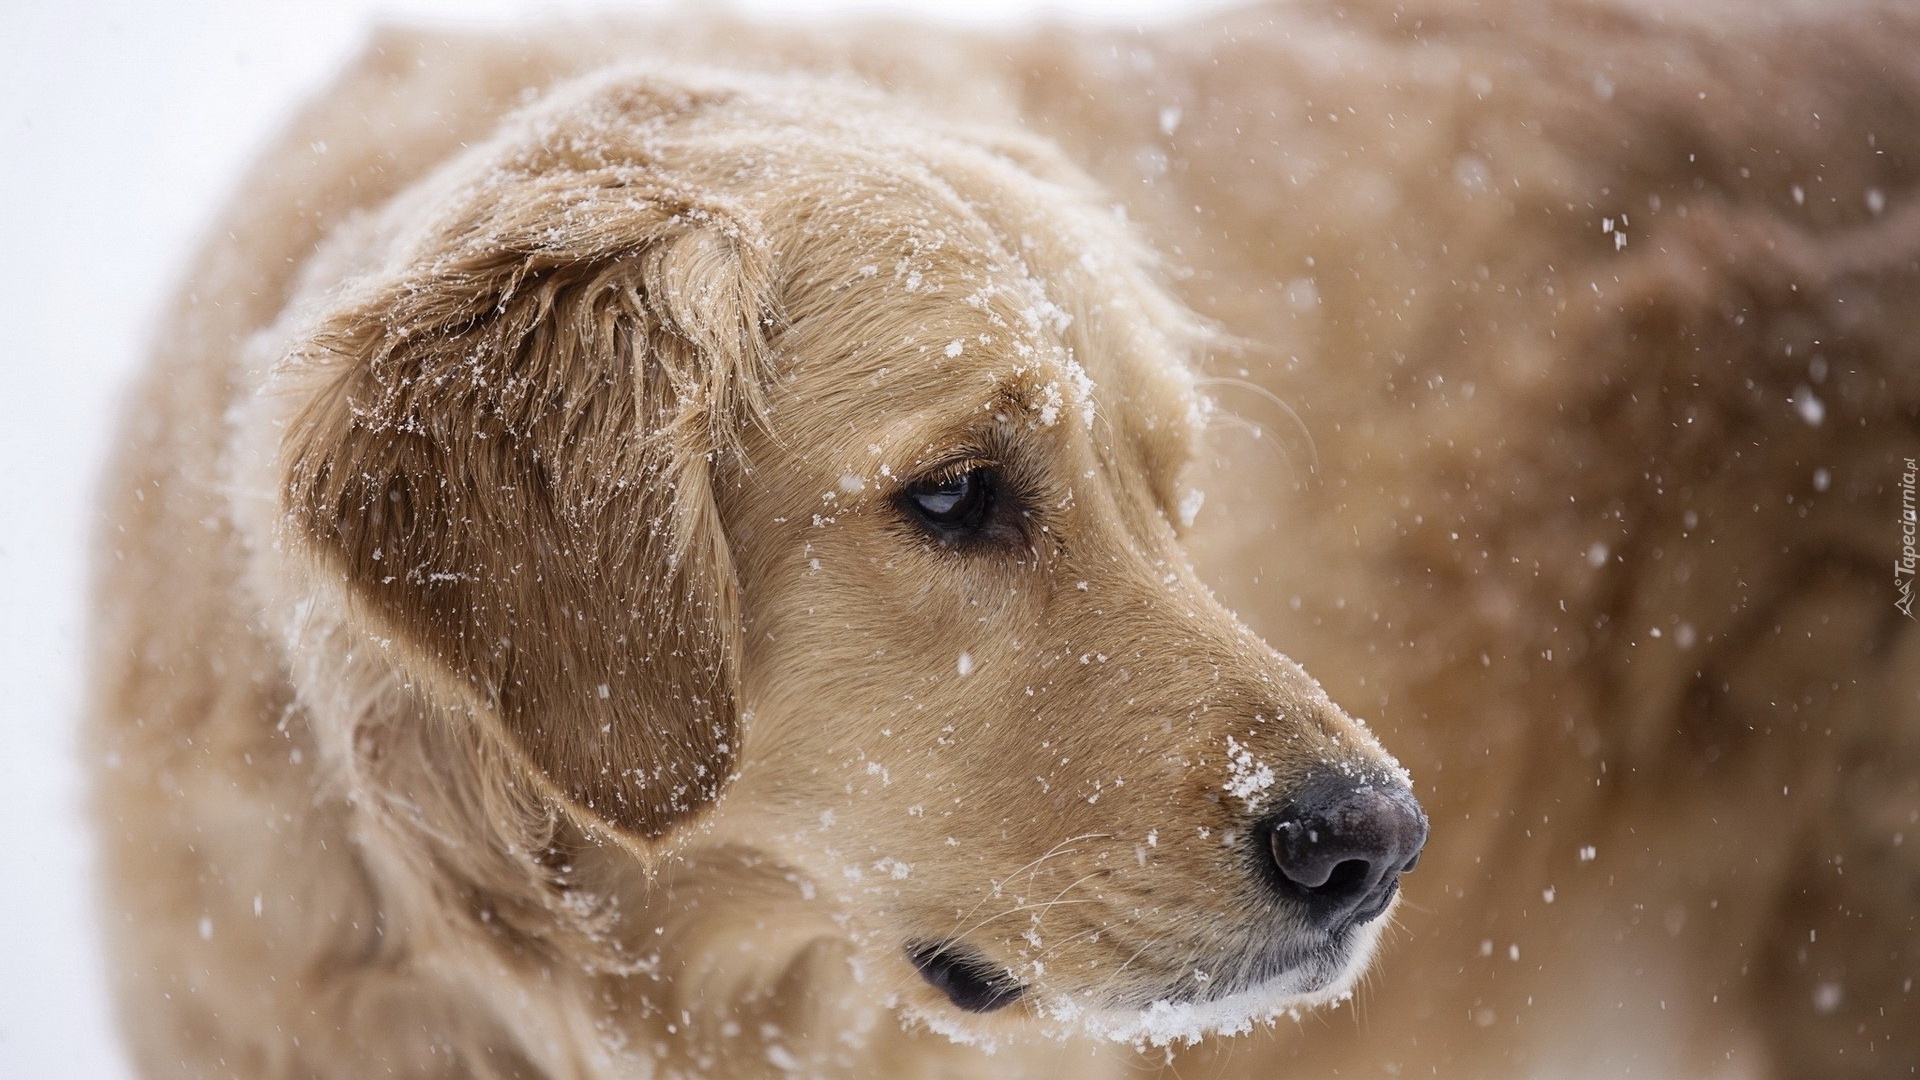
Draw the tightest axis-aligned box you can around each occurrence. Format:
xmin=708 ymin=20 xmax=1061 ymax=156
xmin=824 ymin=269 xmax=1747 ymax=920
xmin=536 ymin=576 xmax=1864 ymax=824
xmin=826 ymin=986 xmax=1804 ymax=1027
xmin=89 ymin=1 xmax=1920 ymax=1078
xmin=90 ymin=45 xmax=1422 ymax=1080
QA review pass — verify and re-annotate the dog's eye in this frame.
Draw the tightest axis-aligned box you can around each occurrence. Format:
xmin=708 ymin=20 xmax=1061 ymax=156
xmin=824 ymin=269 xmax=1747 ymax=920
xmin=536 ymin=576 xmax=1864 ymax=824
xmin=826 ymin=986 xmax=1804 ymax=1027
xmin=904 ymin=467 xmax=995 ymax=534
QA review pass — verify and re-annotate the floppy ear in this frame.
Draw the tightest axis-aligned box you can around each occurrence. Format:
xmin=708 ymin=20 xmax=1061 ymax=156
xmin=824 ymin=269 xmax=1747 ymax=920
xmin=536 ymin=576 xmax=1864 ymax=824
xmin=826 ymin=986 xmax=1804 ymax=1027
xmin=281 ymin=166 xmax=772 ymax=846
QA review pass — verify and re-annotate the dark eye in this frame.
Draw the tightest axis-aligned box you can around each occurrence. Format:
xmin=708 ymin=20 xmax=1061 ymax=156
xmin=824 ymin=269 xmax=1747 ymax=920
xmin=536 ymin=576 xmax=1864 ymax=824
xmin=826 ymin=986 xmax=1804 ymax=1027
xmin=904 ymin=467 xmax=995 ymax=534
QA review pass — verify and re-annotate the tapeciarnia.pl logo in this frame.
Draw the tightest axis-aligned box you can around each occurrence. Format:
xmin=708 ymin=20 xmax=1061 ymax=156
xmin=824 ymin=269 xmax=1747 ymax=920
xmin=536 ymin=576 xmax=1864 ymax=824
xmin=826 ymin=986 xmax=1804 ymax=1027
xmin=1899 ymin=457 xmax=1918 ymax=619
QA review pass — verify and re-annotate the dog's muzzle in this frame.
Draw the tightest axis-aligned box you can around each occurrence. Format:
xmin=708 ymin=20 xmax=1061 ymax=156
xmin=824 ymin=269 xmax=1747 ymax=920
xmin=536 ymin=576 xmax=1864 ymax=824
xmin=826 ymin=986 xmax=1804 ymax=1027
xmin=905 ymin=773 xmax=1426 ymax=1015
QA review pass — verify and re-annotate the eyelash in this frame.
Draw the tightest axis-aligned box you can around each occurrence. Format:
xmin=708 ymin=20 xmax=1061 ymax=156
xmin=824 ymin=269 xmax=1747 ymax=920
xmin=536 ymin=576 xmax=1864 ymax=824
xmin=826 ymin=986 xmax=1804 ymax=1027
xmin=896 ymin=460 xmax=1022 ymax=549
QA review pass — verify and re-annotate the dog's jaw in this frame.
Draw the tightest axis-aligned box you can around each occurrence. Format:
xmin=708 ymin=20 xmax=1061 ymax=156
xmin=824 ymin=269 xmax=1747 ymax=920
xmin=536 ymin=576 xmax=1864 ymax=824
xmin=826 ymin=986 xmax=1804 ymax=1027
xmin=1059 ymin=912 xmax=1388 ymax=1049
xmin=905 ymin=898 xmax=1393 ymax=1051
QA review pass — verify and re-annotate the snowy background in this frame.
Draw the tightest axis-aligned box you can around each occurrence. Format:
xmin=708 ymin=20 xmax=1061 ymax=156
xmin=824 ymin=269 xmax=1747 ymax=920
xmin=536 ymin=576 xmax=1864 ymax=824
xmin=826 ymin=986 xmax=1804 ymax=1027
xmin=0 ymin=2 xmax=1227 ymax=1076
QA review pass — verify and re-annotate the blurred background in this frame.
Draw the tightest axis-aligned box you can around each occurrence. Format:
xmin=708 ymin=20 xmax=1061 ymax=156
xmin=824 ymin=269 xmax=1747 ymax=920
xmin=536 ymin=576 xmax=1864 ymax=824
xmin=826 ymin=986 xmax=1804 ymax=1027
xmin=0 ymin=2 xmax=1234 ymax=1076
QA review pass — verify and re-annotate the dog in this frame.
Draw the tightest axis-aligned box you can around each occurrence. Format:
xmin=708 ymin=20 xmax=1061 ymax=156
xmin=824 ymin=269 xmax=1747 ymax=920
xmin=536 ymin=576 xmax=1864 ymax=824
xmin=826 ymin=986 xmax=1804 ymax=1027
xmin=89 ymin=1 xmax=1920 ymax=1078
xmin=88 ymin=48 xmax=1423 ymax=1080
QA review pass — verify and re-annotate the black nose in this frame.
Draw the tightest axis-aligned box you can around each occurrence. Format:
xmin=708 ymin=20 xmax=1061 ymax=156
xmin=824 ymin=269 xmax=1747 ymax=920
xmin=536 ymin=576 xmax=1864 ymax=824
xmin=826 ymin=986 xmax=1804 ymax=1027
xmin=1262 ymin=775 xmax=1428 ymax=931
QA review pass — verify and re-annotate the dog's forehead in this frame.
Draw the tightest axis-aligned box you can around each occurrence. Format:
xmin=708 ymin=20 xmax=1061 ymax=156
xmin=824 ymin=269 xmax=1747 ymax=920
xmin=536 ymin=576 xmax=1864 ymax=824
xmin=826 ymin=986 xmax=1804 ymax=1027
xmin=767 ymin=297 xmax=1082 ymax=465
xmin=685 ymin=98 xmax=1209 ymax=497
xmin=768 ymin=263 xmax=1195 ymax=486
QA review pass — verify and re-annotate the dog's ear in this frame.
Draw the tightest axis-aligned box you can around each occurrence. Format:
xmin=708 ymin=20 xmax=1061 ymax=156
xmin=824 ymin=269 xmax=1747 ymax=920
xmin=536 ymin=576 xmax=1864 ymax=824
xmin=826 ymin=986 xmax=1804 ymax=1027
xmin=281 ymin=163 xmax=772 ymax=847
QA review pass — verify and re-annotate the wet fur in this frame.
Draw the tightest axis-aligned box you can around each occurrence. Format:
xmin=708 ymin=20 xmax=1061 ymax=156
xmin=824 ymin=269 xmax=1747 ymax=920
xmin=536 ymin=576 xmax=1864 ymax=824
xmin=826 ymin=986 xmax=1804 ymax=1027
xmin=89 ymin=1 xmax=1920 ymax=1079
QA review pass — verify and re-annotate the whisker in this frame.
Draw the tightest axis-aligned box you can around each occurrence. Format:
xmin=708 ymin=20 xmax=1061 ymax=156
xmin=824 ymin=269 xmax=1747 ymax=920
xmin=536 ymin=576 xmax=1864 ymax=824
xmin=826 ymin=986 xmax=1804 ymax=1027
xmin=1084 ymin=931 xmax=1164 ymax=1007
xmin=934 ymin=833 xmax=1111 ymax=945
xmin=948 ymin=896 xmax=1106 ymax=943
xmin=946 ymin=863 xmax=1113 ymax=944
xmin=1194 ymin=374 xmax=1320 ymax=476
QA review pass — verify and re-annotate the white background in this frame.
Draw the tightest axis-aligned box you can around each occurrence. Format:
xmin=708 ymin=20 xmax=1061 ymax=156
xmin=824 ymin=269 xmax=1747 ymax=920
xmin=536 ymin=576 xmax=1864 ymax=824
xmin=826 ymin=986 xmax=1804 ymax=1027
xmin=0 ymin=2 xmax=1226 ymax=1076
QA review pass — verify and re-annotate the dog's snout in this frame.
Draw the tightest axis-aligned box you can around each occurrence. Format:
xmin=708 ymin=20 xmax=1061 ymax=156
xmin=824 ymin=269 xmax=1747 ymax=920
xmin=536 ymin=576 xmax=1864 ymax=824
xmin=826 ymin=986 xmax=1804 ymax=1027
xmin=1262 ymin=776 xmax=1428 ymax=931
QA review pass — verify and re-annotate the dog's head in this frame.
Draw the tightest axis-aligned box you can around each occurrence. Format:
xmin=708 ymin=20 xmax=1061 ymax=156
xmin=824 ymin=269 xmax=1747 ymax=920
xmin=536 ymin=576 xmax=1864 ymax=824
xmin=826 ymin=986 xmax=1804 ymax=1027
xmin=273 ymin=68 xmax=1424 ymax=1048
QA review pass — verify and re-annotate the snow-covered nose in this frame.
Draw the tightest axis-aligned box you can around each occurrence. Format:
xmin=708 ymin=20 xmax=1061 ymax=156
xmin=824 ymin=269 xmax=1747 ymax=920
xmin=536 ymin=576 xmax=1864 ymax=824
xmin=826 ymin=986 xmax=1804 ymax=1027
xmin=1260 ymin=775 xmax=1428 ymax=932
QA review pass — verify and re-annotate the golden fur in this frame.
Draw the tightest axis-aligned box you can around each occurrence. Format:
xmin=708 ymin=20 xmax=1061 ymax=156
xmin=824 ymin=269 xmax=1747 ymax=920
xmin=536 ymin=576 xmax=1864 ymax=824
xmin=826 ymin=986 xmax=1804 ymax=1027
xmin=89 ymin=1 xmax=1920 ymax=1078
